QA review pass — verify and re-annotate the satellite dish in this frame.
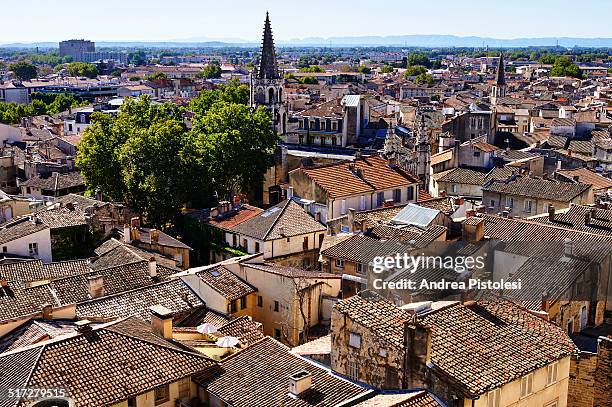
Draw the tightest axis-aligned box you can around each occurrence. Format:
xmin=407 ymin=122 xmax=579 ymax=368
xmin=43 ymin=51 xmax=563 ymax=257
xmin=216 ymin=336 xmax=239 ymax=348
xmin=196 ymin=323 xmax=218 ymax=334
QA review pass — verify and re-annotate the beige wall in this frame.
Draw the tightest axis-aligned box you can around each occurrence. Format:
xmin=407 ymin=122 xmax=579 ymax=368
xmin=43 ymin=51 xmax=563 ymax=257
xmin=109 ymin=378 xmax=195 ymax=407
xmin=466 ymin=356 xmax=570 ymax=407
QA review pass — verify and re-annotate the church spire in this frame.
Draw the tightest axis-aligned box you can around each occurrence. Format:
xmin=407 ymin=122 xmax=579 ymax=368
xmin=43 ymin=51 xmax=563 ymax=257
xmin=257 ymin=12 xmax=279 ymax=80
xmin=495 ymin=51 xmax=506 ymax=85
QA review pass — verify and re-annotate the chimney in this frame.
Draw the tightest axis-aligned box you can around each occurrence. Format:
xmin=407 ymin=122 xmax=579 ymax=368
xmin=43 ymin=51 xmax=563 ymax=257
xmin=123 ymin=224 xmax=132 ymax=244
xmin=87 ymin=275 xmax=105 ymax=299
xmin=41 ymin=303 xmax=53 ymax=320
xmin=75 ymin=320 xmax=93 ymax=334
xmin=585 ymin=211 xmax=592 ymax=225
xmin=130 ymin=216 xmax=141 ymax=229
xmin=388 ymin=157 xmax=398 ymax=168
xmin=439 ymin=190 xmax=446 ymax=198
xmin=288 ymin=370 xmax=312 ymax=396
xmin=315 ymin=212 xmax=321 ymax=222
xmin=548 ymin=205 xmax=555 ymax=222
xmin=564 ymin=238 xmax=574 ymax=257
xmin=148 ymin=257 xmax=157 ymax=278
xmin=217 ymin=200 xmax=230 ymax=216
xmin=150 ymin=229 xmax=160 ymax=244
xmin=573 ymin=175 xmax=580 ymax=182
xmin=462 ymin=217 xmax=485 ymax=242
xmin=287 ymin=186 xmax=294 ymax=200
xmin=590 ymin=208 xmax=597 ymax=220
xmin=0 ymin=278 xmax=8 ymax=288
xmin=567 ymin=149 xmax=572 ymax=157
xmin=149 ymin=305 xmax=173 ymax=339
xmin=556 ymin=160 xmax=562 ymax=170
xmin=233 ymin=195 xmax=241 ymax=206
xmin=476 ymin=205 xmax=486 ymax=214
xmin=347 ymin=208 xmax=356 ymax=232
xmin=465 ymin=209 xmax=476 ymax=218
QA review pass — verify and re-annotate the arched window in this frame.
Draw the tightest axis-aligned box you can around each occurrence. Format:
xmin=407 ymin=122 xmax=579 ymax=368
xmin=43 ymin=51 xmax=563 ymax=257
xmin=268 ymin=87 xmax=275 ymax=103
xmin=278 ymin=87 xmax=283 ymax=102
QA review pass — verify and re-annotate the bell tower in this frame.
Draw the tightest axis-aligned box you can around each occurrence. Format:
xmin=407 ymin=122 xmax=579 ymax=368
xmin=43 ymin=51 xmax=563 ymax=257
xmin=491 ymin=51 xmax=506 ymax=106
xmin=250 ymin=12 xmax=286 ymax=134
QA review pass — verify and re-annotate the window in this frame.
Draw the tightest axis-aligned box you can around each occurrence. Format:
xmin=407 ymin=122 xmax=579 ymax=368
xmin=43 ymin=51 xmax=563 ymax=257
xmin=393 ymin=188 xmax=401 ymax=202
xmin=349 ymin=332 xmax=361 ymax=348
xmin=487 ymin=388 xmax=500 ymax=407
xmin=341 ymin=199 xmax=347 ymax=215
xmin=520 ymin=373 xmax=533 ymax=397
xmin=544 ymin=400 xmax=559 ymax=407
xmin=407 ymin=186 xmax=414 ymax=201
xmin=359 ymin=195 xmax=366 ymax=210
xmin=547 ymin=362 xmax=559 ymax=385
xmin=506 ymin=197 xmax=514 ymax=209
xmin=242 ymin=239 xmax=248 ymax=249
xmin=303 ymin=236 xmax=309 ymax=250
xmin=335 ymin=259 xmax=344 ymax=268
xmin=274 ymin=300 xmax=280 ymax=312
xmin=28 ymin=243 xmax=38 ymax=256
xmin=451 ymin=184 xmax=457 ymax=193
xmin=257 ymin=295 xmax=263 ymax=307
xmin=274 ymin=328 xmax=281 ymax=340
xmin=230 ymin=300 xmax=238 ymax=313
xmin=332 ymin=121 xmax=338 ymax=132
xmin=178 ymin=377 xmax=190 ymax=399
xmin=567 ymin=318 xmax=574 ymax=335
xmin=377 ymin=192 xmax=385 ymax=207
xmin=490 ymin=200 xmax=495 ymax=208
xmin=254 ymin=242 xmax=260 ymax=252
xmin=379 ymin=347 xmax=387 ymax=357
xmin=2 ymin=246 xmax=6 ymax=253
xmin=240 ymin=296 xmax=247 ymax=309
xmin=524 ymin=199 xmax=533 ymax=213
xmin=232 ymin=234 xmax=237 ymax=246
xmin=474 ymin=150 xmax=481 ymax=158
xmin=154 ymin=384 xmax=170 ymax=405
xmin=310 ymin=120 xmax=315 ymax=129
xmin=348 ymin=360 xmax=359 ymax=381
xmin=127 ymin=397 xmax=137 ymax=407
xmin=357 ymin=263 xmax=364 ymax=275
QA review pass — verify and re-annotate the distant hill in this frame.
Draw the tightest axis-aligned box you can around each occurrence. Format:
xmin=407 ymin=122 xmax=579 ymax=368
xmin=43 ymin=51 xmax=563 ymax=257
xmin=2 ymin=35 xmax=612 ymax=49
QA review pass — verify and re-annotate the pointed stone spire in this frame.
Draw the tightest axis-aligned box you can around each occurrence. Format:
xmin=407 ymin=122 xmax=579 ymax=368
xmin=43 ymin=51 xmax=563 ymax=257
xmin=257 ymin=12 xmax=279 ymax=80
xmin=495 ymin=51 xmax=505 ymax=85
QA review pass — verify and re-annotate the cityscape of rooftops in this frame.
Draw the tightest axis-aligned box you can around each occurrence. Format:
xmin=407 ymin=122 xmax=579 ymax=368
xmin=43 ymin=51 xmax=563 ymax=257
xmin=0 ymin=1 xmax=611 ymax=406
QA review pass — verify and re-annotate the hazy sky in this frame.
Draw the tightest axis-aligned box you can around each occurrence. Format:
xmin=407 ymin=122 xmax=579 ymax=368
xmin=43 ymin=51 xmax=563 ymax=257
xmin=1 ymin=0 xmax=610 ymax=43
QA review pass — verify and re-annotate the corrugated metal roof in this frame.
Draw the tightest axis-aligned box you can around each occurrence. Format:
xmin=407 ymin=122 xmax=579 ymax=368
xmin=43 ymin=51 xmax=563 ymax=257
xmin=391 ymin=203 xmax=440 ymax=228
xmin=341 ymin=94 xmax=360 ymax=107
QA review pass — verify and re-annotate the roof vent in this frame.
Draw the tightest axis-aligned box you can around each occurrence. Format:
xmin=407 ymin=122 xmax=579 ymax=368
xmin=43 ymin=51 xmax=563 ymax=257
xmin=288 ymin=370 xmax=312 ymax=396
xmin=75 ymin=319 xmax=93 ymax=333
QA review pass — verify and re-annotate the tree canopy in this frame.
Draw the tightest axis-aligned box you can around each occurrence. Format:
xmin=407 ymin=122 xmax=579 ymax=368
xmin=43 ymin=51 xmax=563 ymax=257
xmin=9 ymin=61 xmax=37 ymax=81
xmin=414 ymin=73 xmax=434 ymax=85
xmin=66 ymin=62 xmax=98 ymax=78
xmin=77 ymin=89 xmax=278 ymax=228
xmin=407 ymin=53 xmax=432 ymax=68
xmin=380 ymin=65 xmax=394 ymax=73
xmin=199 ymin=61 xmax=222 ymax=79
xmin=298 ymin=65 xmax=325 ymax=73
xmin=146 ymin=72 xmax=168 ymax=81
xmin=404 ymin=65 xmax=427 ymax=78
xmin=550 ymin=56 xmax=582 ymax=78
xmin=0 ymin=93 xmax=84 ymax=124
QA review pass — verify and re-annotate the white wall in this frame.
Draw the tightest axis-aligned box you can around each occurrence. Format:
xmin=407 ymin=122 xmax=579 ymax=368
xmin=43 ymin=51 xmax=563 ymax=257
xmin=1 ymin=227 xmax=52 ymax=262
xmin=0 ymin=123 xmax=22 ymax=144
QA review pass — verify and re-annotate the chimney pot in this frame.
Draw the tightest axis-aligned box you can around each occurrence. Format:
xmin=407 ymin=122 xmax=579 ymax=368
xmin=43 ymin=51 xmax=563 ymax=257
xmin=347 ymin=208 xmax=356 ymax=232
xmin=148 ymin=257 xmax=157 ymax=278
xmin=288 ymin=370 xmax=312 ymax=396
xmin=150 ymin=305 xmax=173 ymax=339
xmin=548 ymin=205 xmax=555 ymax=222
xmin=41 ymin=303 xmax=53 ymax=319
xmin=123 ymin=224 xmax=132 ymax=244
xmin=86 ymin=274 xmax=105 ymax=299
xmin=75 ymin=319 xmax=93 ymax=334
xmin=564 ymin=238 xmax=574 ymax=257
xmin=287 ymin=186 xmax=294 ymax=200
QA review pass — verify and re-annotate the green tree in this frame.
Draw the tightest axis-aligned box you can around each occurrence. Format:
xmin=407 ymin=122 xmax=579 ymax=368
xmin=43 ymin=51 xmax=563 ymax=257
xmin=199 ymin=61 xmax=222 ymax=79
xmin=407 ymin=53 xmax=432 ymax=68
xmin=189 ymin=79 xmax=249 ymax=116
xmin=146 ymin=72 xmax=167 ymax=81
xmin=404 ymin=65 xmax=427 ymax=78
xmin=298 ymin=65 xmax=324 ymax=73
xmin=414 ymin=73 xmax=434 ymax=85
xmin=9 ymin=61 xmax=37 ymax=81
xmin=66 ymin=62 xmax=98 ymax=78
xmin=539 ymin=54 xmax=557 ymax=64
xmin=357 ymin=65 xmax=371 ymax=74
xmin=298 ymin=76 xmax=318 ymax=84
xmin=550 ymin=56 xmax=582 ymax=78
xmin=380 ymin=65 xmax=394 ymax=73
xmin=190 ymin=102 xmax=279 ymax=200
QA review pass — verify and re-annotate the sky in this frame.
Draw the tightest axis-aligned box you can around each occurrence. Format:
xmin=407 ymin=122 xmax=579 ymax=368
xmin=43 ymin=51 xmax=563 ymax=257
xmin=0 ymin=0 xmax=610 ymax=43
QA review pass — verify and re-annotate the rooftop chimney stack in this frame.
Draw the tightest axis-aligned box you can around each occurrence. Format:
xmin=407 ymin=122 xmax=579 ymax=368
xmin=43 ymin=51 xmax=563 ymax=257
xmin=150 ymin=229 xmax=160 ymax=244
xmin=75 ymin=320 xmax=93 ymax=334
xmin=149 ymin=305 xmax=173 ymax=339
xmin=288 ymin=370 xmax=312 ymax=397
xmin=123 ymin=224 xmax=132 ymax=244
xmin=148 ymin=257 xmax=157 ymax=278
xmin=86 ymin=275 xmax=105 ymax=299
xmin=287 ymin=186 xmax=294 ymax=200
xmin=548 ymin=205 xmax=555 ymax=222
xmin=564 ymin=238 xmax=574 ymax=257
xmin=585 ymin=211 xmax=592 ymax=225
xmin=347 ymin=208 xmax=356 ymax=232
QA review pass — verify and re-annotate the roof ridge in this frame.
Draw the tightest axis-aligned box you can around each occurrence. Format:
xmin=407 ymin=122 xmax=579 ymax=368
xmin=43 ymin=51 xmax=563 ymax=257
xmin=262 ymin=199 xmax=291 ymax=240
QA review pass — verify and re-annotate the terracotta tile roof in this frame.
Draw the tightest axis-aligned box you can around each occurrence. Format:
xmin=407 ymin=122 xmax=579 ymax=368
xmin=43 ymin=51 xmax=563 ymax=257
xmin=532 ymin=204 xmax=612 ymax=236
xmin=354 ymin=205 xmax=407 ymax=226
xmin=0 ymin=217 xmax=49 ymax=246
xmin=416 ymin=197 xmax=455 ymax=215
xmin=355 ymin=390 xmax=443 ymax=407
xmin=194 ymin=336 xmax=368 ymax=407
xmin=557 ymin=168 xmax=612 ymax=191
xmin=246 ymin=262 xmax=340 ymax=279
xmin=92 ymin=239 xmax=181 ymax=271
xmin=196 ymin=265 xmax=257 ymax=301
xmin=232 ymin=199 xmax=325 ymax=240
xmin=483 ymin=176 xmax=591 ymax=202
xmin=0 ymin=319 xmax=79 ymax=354
xmin=214 ymin=316 xmax=265 ymax=345
xmin=430 ymin=150 xmax=453 ymax=166
xmin=295 ymin=98 xmax=344 ymax=118
xmin=76 ymin=279 xmax=205 ymax=322
xmin=336 ymin=292 xmax=576 ymax=397
xmin=472 ymin=141 xmax=498 ymax=153
xmin=291 ymin=334 xmax=331 ymax=356
xmin=20 ymin=171 xmax=85 ymax=191
xmin=0 ymin=317 xmax=218 ymax=407
xmin=0 ymin=259 xmax=90 ymax=284
xmin=207 ymin=204 xmax=264 ymax=230
xmin=293 ymin=156 xmax=418 ymax=199
xmin=432 ymin=167 xmax=487 ymax=185
xmin=0 ymin=281 xmax=60 ymax=322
